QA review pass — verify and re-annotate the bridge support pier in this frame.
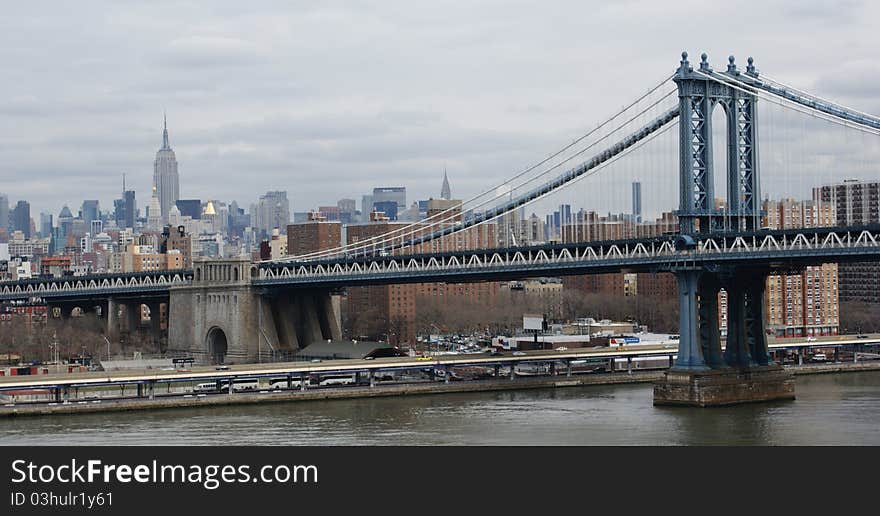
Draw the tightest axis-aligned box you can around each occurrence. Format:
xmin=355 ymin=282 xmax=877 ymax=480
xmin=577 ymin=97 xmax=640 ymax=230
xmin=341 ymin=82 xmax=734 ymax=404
xmin=654 ymin=267 xmax=794 ymax=407
xmin=105 ymin=297 xmax=119 ymax=345
xmin=124 ymin=303 xmax=141 ymax=334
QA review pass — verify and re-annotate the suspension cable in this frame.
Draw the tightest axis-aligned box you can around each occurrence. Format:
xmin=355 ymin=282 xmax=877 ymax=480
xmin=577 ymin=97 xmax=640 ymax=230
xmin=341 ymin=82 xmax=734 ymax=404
xmin=283 ymin=85 xmax=680 ymax=262
xmin=274 ymin=113 xmax=681 ymax=268
xmin=273 ymin=75 xmax=677 ymax=262
xmin=696 ymin=70 xmax=880 ymax=136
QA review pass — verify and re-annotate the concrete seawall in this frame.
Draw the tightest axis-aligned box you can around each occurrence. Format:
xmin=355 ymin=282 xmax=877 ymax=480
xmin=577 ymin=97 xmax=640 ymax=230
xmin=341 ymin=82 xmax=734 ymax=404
xmin=2 ymin=362 xmax=878 ymax=418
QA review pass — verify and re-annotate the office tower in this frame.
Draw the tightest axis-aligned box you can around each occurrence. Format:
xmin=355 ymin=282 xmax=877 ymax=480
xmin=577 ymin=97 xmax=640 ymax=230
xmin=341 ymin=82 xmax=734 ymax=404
xmin=0 ymin=193 xmax=8 ymax=233
xmin=371 ymin=200 xmax=398 ymax=220
xmin=632 ymin=181 xmax=642 ymax=223
xmin=252 ymin=191 xmax=290 ymax=239
xmin=153 ymin=114 xmax=180 ymax=224
xmin=39 ymin=212 xmax=53 ymax=238
xmin=372 ymin=187 xmax=406 ymax=211
xmin=147 ymin=187 xmax=162 ymax=231
xmin=58 ymin=205 xmax=73 ymax=242
xmin=175 ymin=199 xmax=201 ymax=220
xmin=81 ymin=200 xmax=100 ymax=226
xmin=12 ymin=201 xmax=31 ymax=239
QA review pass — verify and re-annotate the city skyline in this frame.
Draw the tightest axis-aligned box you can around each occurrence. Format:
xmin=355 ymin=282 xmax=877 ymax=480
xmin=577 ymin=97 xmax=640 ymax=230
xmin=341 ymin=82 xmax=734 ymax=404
xmin=2 ymin=2 xmax=880 ymax=218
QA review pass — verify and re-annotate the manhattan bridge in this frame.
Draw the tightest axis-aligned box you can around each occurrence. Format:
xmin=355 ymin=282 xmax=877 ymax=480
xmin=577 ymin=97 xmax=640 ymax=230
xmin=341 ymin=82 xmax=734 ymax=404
xmin=3 ymin=52 xmax=880 ymax=403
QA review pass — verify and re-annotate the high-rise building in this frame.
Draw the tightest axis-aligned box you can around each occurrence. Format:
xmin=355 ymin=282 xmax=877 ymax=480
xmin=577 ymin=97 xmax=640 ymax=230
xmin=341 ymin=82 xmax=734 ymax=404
xmin=814 ymin=179 xmax=880 ymax=303
xmin=12 ymin=201 xmax=31 ymax=239
xmin=441 ymin=169 xmax=451 ymax=200
xmin=153 ymin=115 xmax=180 ymax=224
xmin=123 ymin=190 xmax=136 ymax=229
xmin=57 ymin=205 xmax=74 ymax=243
xmin=81 ymin=200 xmax=100 ymax=227
xmin=371 ymin=200 xmax=398 ymax=221
xmin=251 ymin=191 xmax=290 ymax=239
xmin=112 ymin=175 xmax=137 ymax=230
xmin=147 ymin=187 xmax=162 ymax=231
xmin=0 ymin=193 xmax=8 ymax=234
xmin=761 ymin=198 xmax=838 ymax=337
xmin=337 ymin=198 xmax=356 ymax=224
xmin=372 ymin=187 xmax=406 ymax=212
xmin=175 ymin=199 xmax=201 ymax=220
xmin=39 ymin=212 xmax=52 ymax=238
xmin=632 ymin=181 xmax=642 ymax=223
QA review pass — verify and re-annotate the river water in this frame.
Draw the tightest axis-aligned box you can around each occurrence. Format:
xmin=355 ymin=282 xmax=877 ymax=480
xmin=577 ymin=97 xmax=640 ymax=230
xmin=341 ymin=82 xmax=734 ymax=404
xmin=2 ymin=372 xmax=879 ymax=445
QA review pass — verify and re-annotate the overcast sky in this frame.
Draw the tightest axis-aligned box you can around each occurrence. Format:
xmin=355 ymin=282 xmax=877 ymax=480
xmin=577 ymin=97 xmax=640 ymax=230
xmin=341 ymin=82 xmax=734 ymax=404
xmin=1 ymin=0 xmax=879 ymax=219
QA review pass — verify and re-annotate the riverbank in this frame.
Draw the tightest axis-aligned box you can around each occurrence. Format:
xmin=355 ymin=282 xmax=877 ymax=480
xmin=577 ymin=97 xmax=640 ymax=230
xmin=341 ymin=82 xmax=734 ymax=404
xmin=2 ymin=361 xmax=878 ymax=418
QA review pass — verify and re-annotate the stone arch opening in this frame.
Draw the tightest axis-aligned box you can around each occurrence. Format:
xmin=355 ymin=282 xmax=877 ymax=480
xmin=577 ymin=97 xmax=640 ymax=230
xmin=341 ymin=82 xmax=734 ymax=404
xmin=207 ymin=327 xmax=228 ymax=364
xmin=196 ymin=268 xmax=201 ymax=282
xmin=234 ymin=267 xmax=239 ymax=281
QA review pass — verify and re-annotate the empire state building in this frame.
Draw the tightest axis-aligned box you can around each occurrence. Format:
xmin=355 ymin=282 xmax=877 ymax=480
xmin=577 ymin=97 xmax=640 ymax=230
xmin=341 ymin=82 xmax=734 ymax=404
xmin=153 ymin=115 xmax=179 ymax=224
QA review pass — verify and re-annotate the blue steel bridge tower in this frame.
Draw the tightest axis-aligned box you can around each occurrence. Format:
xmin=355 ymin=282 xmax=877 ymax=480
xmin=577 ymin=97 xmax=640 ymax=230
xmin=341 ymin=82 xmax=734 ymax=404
xmin=655 ymin=52 xmax=791 ymax=406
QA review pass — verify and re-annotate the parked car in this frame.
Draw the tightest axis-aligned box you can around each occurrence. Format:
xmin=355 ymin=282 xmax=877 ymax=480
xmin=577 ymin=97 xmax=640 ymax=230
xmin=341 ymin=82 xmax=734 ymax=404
xmin=811 ymin=353 xmax=827 ymax=362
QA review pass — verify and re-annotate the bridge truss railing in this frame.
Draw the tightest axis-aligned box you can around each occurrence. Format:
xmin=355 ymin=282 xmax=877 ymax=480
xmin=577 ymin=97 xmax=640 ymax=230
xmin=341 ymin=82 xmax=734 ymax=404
xmin=0 ymin=270 xmax=193 ymax=302
xmin=256 ymin=225 xmax=880 ymax=284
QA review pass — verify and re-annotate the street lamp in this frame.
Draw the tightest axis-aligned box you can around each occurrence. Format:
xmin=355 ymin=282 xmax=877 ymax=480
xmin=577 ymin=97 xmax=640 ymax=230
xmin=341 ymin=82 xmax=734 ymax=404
xmin=101 ymin=336 xmax=111 ymax=362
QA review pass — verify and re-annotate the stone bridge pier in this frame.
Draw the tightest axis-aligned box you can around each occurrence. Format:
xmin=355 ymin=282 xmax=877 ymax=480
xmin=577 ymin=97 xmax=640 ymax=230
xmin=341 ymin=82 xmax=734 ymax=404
xmin=654 ymin=265 xmax=795 ymax=406
xmin=168 ymin=258 xmax=341 ymax=364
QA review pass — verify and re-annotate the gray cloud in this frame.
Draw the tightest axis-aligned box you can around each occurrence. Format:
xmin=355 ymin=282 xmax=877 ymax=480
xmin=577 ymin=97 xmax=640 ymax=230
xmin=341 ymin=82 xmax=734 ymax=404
xmin=1 ymin=0 xmax=879 ymax=220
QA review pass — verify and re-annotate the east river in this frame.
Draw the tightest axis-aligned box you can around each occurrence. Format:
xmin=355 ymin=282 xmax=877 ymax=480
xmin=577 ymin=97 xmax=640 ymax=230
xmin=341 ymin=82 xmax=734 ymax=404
xmin=2 ymin=372 xmax=878 ymax=445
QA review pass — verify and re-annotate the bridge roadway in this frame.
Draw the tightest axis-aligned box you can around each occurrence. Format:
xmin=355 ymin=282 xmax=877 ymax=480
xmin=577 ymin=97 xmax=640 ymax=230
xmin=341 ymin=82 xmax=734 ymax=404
xmin=1 ymin=334 xmax=877 ymax=393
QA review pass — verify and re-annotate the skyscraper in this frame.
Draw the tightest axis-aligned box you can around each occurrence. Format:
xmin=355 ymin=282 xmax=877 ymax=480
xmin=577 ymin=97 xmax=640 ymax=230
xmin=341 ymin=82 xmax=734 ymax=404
xmin=372 ymin=187 xmax=406 ymax=211
xmin=12 ymin=200 xmax=31 ymax=239
xmin=0 ymin=193 xmax=8 ymax=234
xmin=58 ymin=205 xmax=73 ymax=242
xmin=123 ymin=190 xmax=136 ymax=229
xmin=39 ymin=212 xmax=53 ymax=238
xmin=153 ymin=114 xmax=179 ymax=225
xmin=147 ymin=187 xmax=162 ymax=231
xmin=632 ymin=181 xmax=642 ymax=223
xmin=81 ymin=200 xmax=100 ymax=226
xmin=441 ymin=169 xmax=451 ymax=200
xmin=251 ymin=191 xmax=290 ymax=238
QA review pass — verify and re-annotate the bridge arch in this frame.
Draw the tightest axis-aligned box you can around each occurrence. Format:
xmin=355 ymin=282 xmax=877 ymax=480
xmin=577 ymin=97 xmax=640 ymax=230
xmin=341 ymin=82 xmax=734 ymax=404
xmin=206 ymin=326 xmax=228 ymax=364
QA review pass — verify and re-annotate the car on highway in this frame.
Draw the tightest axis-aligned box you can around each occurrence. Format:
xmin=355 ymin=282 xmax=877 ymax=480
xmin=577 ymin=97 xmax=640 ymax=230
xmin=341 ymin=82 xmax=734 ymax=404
xmin=806 ymin=336 xmax=816 ymax=342
xmin=857 ymin=334 xmax=870 ymax=339
xmin=512 ymin=351 xmax=526 ymax=356
xmin=416 ymin=356 xmax=434 ymax=361
xmin=555 ymin=346 xmax=568 ymax=351
xmin=811 ymin=353 xmax=827 ymax=362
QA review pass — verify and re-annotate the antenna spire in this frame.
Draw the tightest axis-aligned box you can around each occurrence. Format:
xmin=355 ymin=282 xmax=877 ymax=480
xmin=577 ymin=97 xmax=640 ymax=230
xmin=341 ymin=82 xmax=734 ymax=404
xmin=162 ymin=112 xmax=170 ymax=150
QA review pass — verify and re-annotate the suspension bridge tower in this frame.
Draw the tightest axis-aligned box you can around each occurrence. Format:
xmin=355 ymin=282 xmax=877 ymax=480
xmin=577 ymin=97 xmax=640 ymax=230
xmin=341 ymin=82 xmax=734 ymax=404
xmin=654 ymin=52 xmax=795 ymax=406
